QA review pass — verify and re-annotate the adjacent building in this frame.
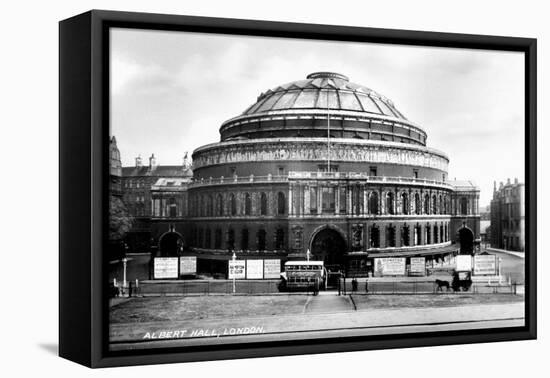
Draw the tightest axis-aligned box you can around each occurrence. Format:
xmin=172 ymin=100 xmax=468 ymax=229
xmin=490 ymin=178 xmax=525 ymax=252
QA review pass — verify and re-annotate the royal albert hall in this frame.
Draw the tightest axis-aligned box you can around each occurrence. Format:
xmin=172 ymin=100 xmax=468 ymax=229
xmin=150 ymin=72 xmax=480 ymax=277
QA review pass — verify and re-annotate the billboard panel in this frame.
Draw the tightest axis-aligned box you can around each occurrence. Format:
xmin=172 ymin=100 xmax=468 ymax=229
xmin=153 ymin=257 xmax=179 ymax=279
xmin=374 ymin=257 xmax=406 ymax=276
xmin=410 ymin=257 xmax=426 ymax=275
xmin=228 ymin=260 xmax=246 ymax=279
xmin=456 ymin=255 xmax=473 ymax=271
xmin=246 ymin=260 xmax=264 ymax=279
xmin=180 ymin=256 xmax=197 ymax=275
xmin=474 ymin=254 xmax=497 ymax=275
xmin=263 ymin=259 xmax=281 ymax=279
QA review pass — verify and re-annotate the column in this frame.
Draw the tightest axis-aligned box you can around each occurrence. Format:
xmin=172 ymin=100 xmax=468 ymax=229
xmin=317 ymin=186 xmax=322 ymax=214
xmin=362 ymin=186 xmax=368 ymax=216
xmin=288 ymin=185 xmax=293 ymax=216
xmin=335 ymin=185 xmax=340 ymax=214
xmin=347 ymin=186 xmax=353 ymax=216
xmin=304 ymin=185 xmax=310 ymax=215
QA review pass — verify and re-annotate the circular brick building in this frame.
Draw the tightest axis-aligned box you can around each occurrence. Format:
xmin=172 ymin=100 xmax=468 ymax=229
xmin=150 ymin=72 xmax=480 ymax=277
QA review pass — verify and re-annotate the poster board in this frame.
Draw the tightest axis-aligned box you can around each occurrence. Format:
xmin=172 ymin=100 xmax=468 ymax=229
xmin=153 ymin=257 xmax=179 ymax=279
xmin=473 ymin=254 xmax=497 ymax=275
xmin=246 ymin=259 xmax=264 ymax=279
xmin=228 ymin=260 xmax=246 ymax=279
xmin=263 ymin=259 xmax=281 ymax=279
xmin=374 ymin=257 xmax=406 ymax=276
xmin=456 ymin=255 xmax=473 ymax=271
xmin=409 ymin=257 xmax=426 ymax=275
xmin=179 ymin=256 xmax=197 ymax=276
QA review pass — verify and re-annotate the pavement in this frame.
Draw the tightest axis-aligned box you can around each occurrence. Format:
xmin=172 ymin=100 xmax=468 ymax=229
xmin=110 ymin=298 xmax=525 ymax=350
xmin=487 ymin=247 xmax=525 ymax=259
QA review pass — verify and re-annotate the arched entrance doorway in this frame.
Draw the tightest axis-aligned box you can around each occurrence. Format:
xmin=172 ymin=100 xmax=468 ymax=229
xmin=158 ymin=231 xmax=184 ymax=257
xmin=458 ymin=225 xmax=474 ymax=254
xmin=310 ymin=227 xmax=347 ymax=268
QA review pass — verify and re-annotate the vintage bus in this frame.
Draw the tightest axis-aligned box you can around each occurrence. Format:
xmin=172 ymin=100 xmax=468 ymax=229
xmin=279 ymin=261 xmax=327 ymax=291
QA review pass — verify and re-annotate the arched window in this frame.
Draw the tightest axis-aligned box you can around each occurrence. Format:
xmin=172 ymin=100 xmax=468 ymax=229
xmin=207 ymin=195 xmax=213 ymax=216
xmin=200 ymin=195 xmax=205 ymax=217
xmin=440 ymin=224 xmax=444 ymax=242
xmin=424 ymin=194 xmax=430 ymax=215
xmin=244 ymin=193 xmax=252 ymax=215
xmin=434 ymin=224 xmax=438 ymax=243
xmin=277 ymin=192 xmax=286 ymax=215
xmin=275 ymin=228 xmax=285 ymax=250
xmin=227 ymin=229 xmax=235 ymax=250
xmin=401 ymin=224 xmax=410 ymax=246
xmin=216 ymin=194 xmax=223 ymax=216
xmin=241 ymin=229 xmax=249 ymax=250
xmin=415 ymin=224 xmax=422 ymax=245
xmin=386 ymin=192 xmax=395 ymax=215
xmin=402 ymin=193 xmax=409 ymax=215
xmin=432 ymin=195 xmax=437 ymax=215
xmin=386 ymin=224 xmax=396 ymax=247
xmin=369 ymin=192 xmax=379 ymax=215
xmin=214 ymin=229 xmax=222 ymax=249
xmin=444 ymin=195 xmax=448 ymax=214
xmin=257 ymin=229 xmax=266 ymax=251
xmin=439 ymin=195 xmax=443 ymax=215
xmin=414 ymin=193 xmax=421 ymax=215
xmin=230 ymin=193 xmax=237 ymax=216
xmin=205 ymin=229 xmax=211 ymax=249
xmin=426 ymin=224 xmax=431 ymax=244
xmin=260 ymin=192 xmax=268 ymax=216
xmin=460 ymin=197 xmax=468 ymax=215
xmin=370 ymin=225 xmax=380 ymax=248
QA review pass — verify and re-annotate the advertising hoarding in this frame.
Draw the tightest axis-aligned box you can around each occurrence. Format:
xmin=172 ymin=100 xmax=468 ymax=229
xmin=228 ymin=260 xmax=246 ymax=279
xmin=263 ymin=259 xmax=281 ymax=279
xmin=456 ymin=255 xmax=473 ymax=271
xmin=153 ymin=257 xmax=179 ymax=279
xmin=246 ymin=260 xmax=264 ymax=279
xmin=409 ymin=257 xmax=426 ymax=275
xmin=374 ymin=257 xmax=406 ymax=276
xmin=473 ymin=254 xmax=497 ymax=275
xmin=179 ymin=256 xmax=197 ymax=275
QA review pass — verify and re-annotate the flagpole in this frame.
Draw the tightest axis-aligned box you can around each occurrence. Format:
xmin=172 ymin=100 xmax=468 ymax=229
xmin=327 ymin=89 xmax=330 ymax=173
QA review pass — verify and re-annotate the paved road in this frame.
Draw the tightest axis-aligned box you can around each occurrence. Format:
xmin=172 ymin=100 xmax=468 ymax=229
xmin=304 ymin=293 xmax=354 ymax=313
xmin=489 ymin=250 xmax=525 ymax=284
xmin=110 ymin=301 xmax=524 ymax=351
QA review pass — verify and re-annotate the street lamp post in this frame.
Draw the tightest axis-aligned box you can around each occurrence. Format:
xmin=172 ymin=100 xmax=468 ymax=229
xmin=122 ymin=257 xmax=128 ymax=294
xmin=498 ymin=257 xmax=503 ymax=284
xmin=232 ymin=251 xmax=236 ymax=294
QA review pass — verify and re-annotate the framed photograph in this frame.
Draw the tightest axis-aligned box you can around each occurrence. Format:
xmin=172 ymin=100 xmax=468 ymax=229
xmin=59 ymin=10 xmax=536 ymax=368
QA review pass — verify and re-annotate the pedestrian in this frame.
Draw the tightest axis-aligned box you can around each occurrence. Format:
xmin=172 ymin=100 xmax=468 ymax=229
xmin=365 ymin=278 xmax=369 ymax=293
xmin=351 ymin=278 xmax=358 ymax=292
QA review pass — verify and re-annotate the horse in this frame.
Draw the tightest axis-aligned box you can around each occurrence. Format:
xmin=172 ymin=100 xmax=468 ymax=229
xmin=435 ymin=279 xmax=451 ymax=292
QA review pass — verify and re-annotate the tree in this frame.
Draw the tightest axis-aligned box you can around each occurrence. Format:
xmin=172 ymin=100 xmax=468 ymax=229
xmin=109 ymin=195 xmax=133 ymax=242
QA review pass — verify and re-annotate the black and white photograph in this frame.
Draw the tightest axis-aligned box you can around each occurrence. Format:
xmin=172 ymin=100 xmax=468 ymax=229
xmin=107 ymin=26 xmax=528 ymax=352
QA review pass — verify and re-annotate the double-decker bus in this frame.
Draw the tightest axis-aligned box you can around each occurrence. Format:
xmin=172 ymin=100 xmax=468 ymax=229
xmin=279 ymin=261 xmax=327 ymax=291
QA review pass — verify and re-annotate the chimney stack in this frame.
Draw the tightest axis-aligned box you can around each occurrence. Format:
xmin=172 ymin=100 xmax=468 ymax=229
xmin=514 ymin=177 xmax=519 ymax=184
xmin=149 ymin=154 xmax=157 ymax=170
xmin=135 ymin=155 xmax=142 ymax=168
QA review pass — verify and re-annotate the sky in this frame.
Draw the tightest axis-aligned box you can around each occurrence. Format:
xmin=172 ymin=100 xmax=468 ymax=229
xmin=110 ymin=28 xmax=525 ymax=208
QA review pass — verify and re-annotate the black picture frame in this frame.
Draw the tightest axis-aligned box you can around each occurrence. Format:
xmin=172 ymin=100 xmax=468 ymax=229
xmin=59 ymin=9 xmax=537 ymax=368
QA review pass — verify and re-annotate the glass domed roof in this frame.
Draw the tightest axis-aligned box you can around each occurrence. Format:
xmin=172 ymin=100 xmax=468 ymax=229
xmin=219 ymin=72 xmax=426 ymax=146
xmin=241 ymin=72 xmax=407 ymax=120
